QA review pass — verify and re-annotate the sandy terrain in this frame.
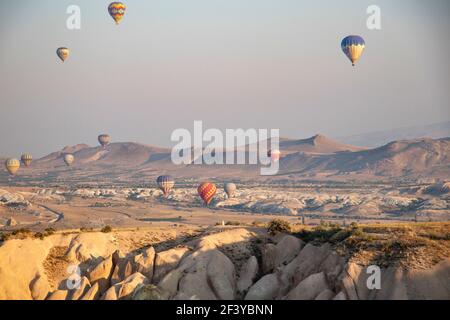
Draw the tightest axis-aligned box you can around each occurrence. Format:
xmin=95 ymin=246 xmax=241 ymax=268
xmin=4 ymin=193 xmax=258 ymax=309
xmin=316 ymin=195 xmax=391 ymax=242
xmin=1 ymin=183 xmax=449 ymax=233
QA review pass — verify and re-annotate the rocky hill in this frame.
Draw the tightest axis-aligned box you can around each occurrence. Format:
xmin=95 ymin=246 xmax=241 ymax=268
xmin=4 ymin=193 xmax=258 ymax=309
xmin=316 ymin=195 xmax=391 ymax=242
xmin=1 ymin=137 xmax=449 ymax=184
xmin=279 ymin=137 xmax=450 ymax=180
xmin=34 ymin=142 xmax=172 ymax=168
xmin=0 ymin=223 xmax=449 ymax=300
xmin=278 ymin=134 xmax=366 ymax=155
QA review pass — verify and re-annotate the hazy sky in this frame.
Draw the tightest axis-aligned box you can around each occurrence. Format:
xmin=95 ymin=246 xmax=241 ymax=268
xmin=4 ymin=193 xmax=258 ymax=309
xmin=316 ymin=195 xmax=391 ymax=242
xmin=1 ymin=0 xmax=449 ymax=157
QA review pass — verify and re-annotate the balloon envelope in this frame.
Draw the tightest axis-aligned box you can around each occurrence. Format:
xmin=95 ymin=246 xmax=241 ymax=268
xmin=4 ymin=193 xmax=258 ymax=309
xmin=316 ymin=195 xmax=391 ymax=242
xmin=341 ymin=35 xmax=365 ymax=66
xmin=224 ymin=183 xmax=237 ymax=198
xmin=63 ymin=154 xmax=74 ymax=166
xmin=108 ymin=2 xmax=126 ymax=25
xmin=56 ymin=47 xmax=70 ymax=62
xmin=5 ymin=158 xmax=20 ymax=175
xmin=21 ymin=153 xmax=33 ymax=167
xmin=157 ymin=175 xmax=175 ymax=197
xmin=268 ymin=149 xmax=281 ymax=162
xmin=98 ymin=134 xmax=111 ymax=147
xmin=198 ymin=182 xmax=217 ymax=205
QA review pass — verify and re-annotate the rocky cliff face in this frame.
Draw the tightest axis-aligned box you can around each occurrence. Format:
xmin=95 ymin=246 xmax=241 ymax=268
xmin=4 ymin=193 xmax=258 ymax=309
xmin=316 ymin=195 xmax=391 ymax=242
xmin=0 ymin=228 xmax=449 ymax=300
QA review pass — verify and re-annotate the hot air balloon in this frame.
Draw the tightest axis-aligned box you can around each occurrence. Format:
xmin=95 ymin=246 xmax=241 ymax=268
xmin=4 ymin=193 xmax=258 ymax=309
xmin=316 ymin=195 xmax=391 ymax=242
xmin=98 ymin=134 xmax=111 ymax=147
xmin=341 ymin=35 xmax=366 ymax=66
xmin=224 ymin=183 xmax=237 ymax=198
xmin=5 ymin=158 xmax=20 ymax=175
xmin=198 ymin=182 xmax=217 ymax=206
xmin=21 ymin=154 xmax=33 ymax=167
xmin=157 ymin=175 xmax=175 ymax=197
xmin=268 ymin=149 xmax=281 ymax=162
xmin=108 ymin=2 xmax=126 ymax=25
xmin=56 ymin=47 xmax=70 ymax=62
xmin=63 ymin=154 xmax=74 ymax=166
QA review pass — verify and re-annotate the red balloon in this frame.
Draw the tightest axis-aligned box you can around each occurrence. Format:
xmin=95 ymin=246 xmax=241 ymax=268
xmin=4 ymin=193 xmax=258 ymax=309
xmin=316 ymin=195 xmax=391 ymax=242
xmin=198 ymin=182 xmax=217 ymax=206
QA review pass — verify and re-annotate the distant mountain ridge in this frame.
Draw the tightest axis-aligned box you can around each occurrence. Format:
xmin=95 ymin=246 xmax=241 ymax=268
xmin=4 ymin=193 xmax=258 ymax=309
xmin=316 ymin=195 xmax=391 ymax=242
xmin=1 ymin=135 xmax=449 ymax=184
xmin=34 ymin=142 xmax=172 ymax=168
xmin=279 ymin=134 xmax=366 ymax=154
xmin=340 ymin=121 xmax=450 ymax=148
xmin=279 ymin=137 xmax=450 ymax=180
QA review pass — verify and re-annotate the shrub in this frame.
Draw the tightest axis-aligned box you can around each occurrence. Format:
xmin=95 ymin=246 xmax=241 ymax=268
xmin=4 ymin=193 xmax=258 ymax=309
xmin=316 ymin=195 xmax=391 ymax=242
xmin=294 ymin=224 xmax=372 ymax=244
xmin=44 ymin=227 xmax=56 ymax=235
xmin=11 ymin=228 xmax=31 ymax=236
xmin=421 ymin=231 xmax=450 ymax=241
xmin=349 ymin=226 xmax=364 ymax=237
xmin=350 ymin=222 xmax=359 ymax=229
xmin=329 ymin=228 xmax=353 ymax=242
xmin=328 ymin=222 xmax=342 ymax=229
xmin=34 ymin=232 xmax=45 ymax=240
xmin=267 ymin=219 xmax=291 ymax=235
xmin=225 ymin=221 xmax=242 ymax=226
xmin=0 ymin=232 xmax=9 ymax=242
xmin=101 ymin=225 xmax=113 ymax=233
xmin=252 ymin=220 xmax=267 ymax=228
xmin=296 ymin=225 xmax=343 ymax=243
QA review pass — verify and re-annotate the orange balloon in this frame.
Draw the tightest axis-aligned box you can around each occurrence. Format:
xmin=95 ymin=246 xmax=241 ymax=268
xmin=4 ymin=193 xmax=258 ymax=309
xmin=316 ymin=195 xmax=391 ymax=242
xmin=198 ymin=182 xmax=217 ymax=206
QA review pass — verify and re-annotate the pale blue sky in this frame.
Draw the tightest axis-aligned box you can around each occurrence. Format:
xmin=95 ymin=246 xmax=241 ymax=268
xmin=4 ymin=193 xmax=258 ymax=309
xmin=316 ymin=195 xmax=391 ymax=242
xmin=0 ymin=0 xmax=449 ymax=157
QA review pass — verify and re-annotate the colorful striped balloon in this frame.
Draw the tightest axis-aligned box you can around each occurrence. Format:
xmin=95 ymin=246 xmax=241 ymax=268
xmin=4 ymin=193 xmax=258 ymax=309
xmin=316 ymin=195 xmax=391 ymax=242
xmin=21 ymin=153 xmax=33 ymax=167
xmin=341 ymin=35 xmax=366 ymax=66
xmin=198 ymin=182 xmax=217 ymax=206
xmin=157 ymin=175 xmax=175 ymax=197
xmin=108 ymin=2 xmax=126 ymax=25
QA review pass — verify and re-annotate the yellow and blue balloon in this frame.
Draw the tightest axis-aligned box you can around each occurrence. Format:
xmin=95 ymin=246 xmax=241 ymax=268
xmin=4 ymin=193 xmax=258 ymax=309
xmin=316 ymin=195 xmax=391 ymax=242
xmin=341 ymin=35 xmax=366 ymax=66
